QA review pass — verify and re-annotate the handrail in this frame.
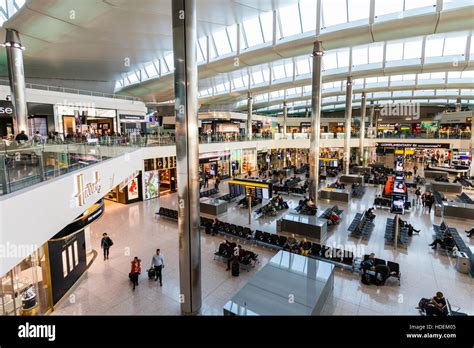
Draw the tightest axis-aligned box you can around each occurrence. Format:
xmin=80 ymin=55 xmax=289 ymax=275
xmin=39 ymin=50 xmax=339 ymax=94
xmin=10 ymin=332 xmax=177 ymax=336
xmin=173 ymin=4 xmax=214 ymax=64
xmin=0 ymin=79 xmax=141 ymax=102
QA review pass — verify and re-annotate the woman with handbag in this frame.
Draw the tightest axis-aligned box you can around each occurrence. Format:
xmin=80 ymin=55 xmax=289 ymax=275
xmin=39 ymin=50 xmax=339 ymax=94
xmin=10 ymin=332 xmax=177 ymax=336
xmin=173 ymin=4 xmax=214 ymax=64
xmin=130 ymin=257 xmax=141 ymax=291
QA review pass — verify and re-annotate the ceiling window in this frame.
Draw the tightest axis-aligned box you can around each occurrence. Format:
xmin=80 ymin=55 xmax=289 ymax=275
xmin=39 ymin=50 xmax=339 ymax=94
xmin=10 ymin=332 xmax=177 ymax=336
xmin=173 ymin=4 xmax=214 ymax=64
xmin=251 ymin=70 xmax=265 ymax=85
xmin=403 ymin=39 xmax=423 ymax=59
xmin=322 ymin=0 xmax=347 ymax=28
xmin=337 ymin=49 xmax=350 ymax=67
xmin=300 ymin=0 xmax=317 ymax=32
xmin=127 ymin=72 xmax=139 ymax=84
xmin=163 ymin=53 xmax=175 ymax=72
xmin=352 ymin=46 xmax=368 ymax=66
xmin=145 ymin=62 xmax=158 ymax=78
xmin=260 ymin=12 xmax=274 ymax=42
xmin=404 ymin=0 xmax=436 ymax=11
xmin=232 ymin=76 xmax=245 ymax=89
xmin=386 ymin=42 xmax=404 ymax=61
xmin=303 ymin=85 xmax=312 ymax=94
xmin=443 ymin=35 xmax=467 ymax=56
xmin=424 ymin=36 xmax=444 ymax=57
xmin=323 ymin=52 xmax=338 ymax=70
xmin=347 ymin=0 xmax=370 ymax=22
xmin=279 ymin=4 xmax=302 ymax=37
xmin=296 ymin=57 xmax=311 ymax=75
xmin=375 ymin=0 xmax=404 ymax=17
xmin=213 ymin=29 xmax=232 ymax=56
xmin=243 ymin=17 xmax=264 ymax=48
xmin=215 ymin=83 xmax=227 ymax=93
xmin=272 ymin=64 xmax=287 ymax=80
xmin=227 ymin=25 xmax=238 ymax=52
xmin=198 ymin=37 xmax=208 ymax=62
xmin=368 ymin=43 xmax=384 ymax=63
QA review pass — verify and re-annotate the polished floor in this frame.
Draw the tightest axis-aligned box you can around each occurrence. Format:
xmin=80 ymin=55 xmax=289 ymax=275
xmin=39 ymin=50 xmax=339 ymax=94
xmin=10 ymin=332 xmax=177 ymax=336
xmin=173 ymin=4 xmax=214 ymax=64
xmin=53 ymin=172 xmax=474 ymax=316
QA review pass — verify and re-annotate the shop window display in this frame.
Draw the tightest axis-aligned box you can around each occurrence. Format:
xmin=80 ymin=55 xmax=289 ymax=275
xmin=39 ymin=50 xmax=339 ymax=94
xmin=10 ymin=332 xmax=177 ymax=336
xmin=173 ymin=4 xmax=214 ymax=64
xmin=0 ymin=246 xmax=52 ymax=316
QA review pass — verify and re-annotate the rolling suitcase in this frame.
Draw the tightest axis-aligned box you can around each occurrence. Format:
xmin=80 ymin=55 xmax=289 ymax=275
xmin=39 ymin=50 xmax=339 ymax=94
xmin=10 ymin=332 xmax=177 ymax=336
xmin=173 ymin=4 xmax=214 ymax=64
xmin=231 ymin=260 xmax=240 ymax=277
xmin=148 ymin=268 xmax=156 ymax=279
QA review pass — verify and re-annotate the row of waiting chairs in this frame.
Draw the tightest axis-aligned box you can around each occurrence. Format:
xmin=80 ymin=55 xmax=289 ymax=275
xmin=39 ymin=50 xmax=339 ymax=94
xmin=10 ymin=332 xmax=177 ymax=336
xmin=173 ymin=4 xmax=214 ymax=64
xmin=348 ymin=212 xmax=375 ymax=239
xmin=320 ymin=205 xmax=344 ymax=219
xmin=433 ymin=221 xmax=473 ymax=269
xmin=213 ymin=242 xmax=259 ymax=271
xmin=217 ymin=192 xmax=241 ymax=202
xmin=351 ymin=185 xmax=365 ymax=198
xmin=385 ymin=218 xmax=410 ymax=247
xmin=200 ymin=188 xmax=218 ymax=198
xmin=457 ymin=192 xmax=474 ymax=204
xmin=361 ymin=254 xmax=401 ymax=285
xmin=158 ymin=207 xmax=356 ymax=270
xmin=157 ymin=207 xmax=178 ymax=220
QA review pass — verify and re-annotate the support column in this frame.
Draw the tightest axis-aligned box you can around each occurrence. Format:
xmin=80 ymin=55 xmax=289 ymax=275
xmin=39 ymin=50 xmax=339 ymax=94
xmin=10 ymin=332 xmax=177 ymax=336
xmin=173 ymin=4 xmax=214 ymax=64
xmin=247 ymin=92 xmax=253 ymax=140
xmin=282 ymin=101 xmax=288 ymax=137
xmin=369 ymin=101 xmax=375 ymax=138
xmin=455 ymin=97 xmax=461 ymax=112
xmin=359 ymin=92 xmax=366 ymax=166
xmin=310 ymin=41 xmax=323 ymax=203
xmin=172 ymin=0 xmax=201 ymax=315
xmin=471 ymin=115 xmax=474 ymax=177
xmin=4 ymin=29 xmax=28 ymax=135
xmin=343 ymin=77 xmax=353 ymax=175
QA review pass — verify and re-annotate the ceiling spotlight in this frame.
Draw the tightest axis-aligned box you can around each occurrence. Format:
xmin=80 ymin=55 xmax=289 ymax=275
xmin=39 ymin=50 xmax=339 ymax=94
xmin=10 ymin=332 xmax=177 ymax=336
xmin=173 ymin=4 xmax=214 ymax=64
xmin=313 ymin=50 xmax=324 ymax=57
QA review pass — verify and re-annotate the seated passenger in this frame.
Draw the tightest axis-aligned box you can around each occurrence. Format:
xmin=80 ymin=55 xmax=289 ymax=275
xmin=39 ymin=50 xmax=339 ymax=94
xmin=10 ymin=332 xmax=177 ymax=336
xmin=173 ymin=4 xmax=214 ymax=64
xmin=465 ymin=227 xmax=474 ymax=237
xmin=366 ymin=208 xmax=376 ymax=220
xmin=327 ymin=212 xmax=340 ymax=225
xmin=361 ymin=253 xmax=376 ymax=273
xmin=429 ymin=233 xmax=455 ymax=250
xmin=427 ymin=292 xmax=447 ymax=316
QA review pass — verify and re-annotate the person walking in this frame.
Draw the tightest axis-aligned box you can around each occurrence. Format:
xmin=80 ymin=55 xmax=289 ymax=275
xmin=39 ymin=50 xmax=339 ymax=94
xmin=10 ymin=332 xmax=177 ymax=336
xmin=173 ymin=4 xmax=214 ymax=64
xmin=204 ymin=173 xmax=209 ymax=188
xmin=415 ymin=187 xmax=421 ymax=206
xmin=150 ymin=249 xmax=165 ymax=286
xmin=215 ymin=175 xmax=221 ymax=191
xmin=130 ymin=257 xmax=141 ymax=291
xmin=100 ymin=233 xmax=113 ymax=260
xmin=426 ymin=193 xmax=435 ymax=214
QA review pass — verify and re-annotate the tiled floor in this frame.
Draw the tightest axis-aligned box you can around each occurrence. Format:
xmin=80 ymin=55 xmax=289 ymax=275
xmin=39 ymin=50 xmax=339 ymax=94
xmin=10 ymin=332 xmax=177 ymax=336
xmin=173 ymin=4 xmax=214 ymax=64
xmin=53 ymin=173 xmax=474 ymax=316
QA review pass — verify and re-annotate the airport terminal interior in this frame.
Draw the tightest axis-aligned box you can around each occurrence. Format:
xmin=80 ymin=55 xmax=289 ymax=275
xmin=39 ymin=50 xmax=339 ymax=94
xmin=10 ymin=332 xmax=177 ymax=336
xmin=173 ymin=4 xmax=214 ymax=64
xmin=0 ymin=0 xmax=473 ymax=318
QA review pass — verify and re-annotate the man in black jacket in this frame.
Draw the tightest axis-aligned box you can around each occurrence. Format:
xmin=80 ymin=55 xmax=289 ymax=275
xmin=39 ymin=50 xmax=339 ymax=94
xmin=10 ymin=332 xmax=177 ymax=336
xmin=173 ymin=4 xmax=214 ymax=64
xmin=15 ymin=131 xmax=29 ymax=142
xmin=429 ymin=233 xmax=455 ymax=250
xmin=100 ymin=233 xmax=113 ymax=260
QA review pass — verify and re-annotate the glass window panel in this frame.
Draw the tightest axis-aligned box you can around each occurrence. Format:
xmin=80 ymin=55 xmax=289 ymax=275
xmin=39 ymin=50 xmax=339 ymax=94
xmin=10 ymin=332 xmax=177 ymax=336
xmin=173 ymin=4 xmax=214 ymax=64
xmin=62 ymin=251 xmax=68 ymax=277
xmin=252 ymin=70 xmax=264 ymax=84
xmin=442 ymin=0 xmax=472 ymax=10
xmin=462 ymin=71 xmax=474 ymax=78
xmin=443 ymin=35 xmax=467 ymax=56
xmin=279 ymin=4 xmax=302 ymax=37
xmin=322 ymin=0 xmax=347 ymax=27
xmin=128 ymin=72 xmax=139 ymax=84
xmin=375 ymin=0 xmax=403 ymax=17
xmin=260 ymin=12 xmax=274 ymax=42
xmin=448 ymin=71 xmax=462 ymax=79
xmin=402 ymin=74 xmax=416 ymax=81
xmin=261 ymin=68 xmax=270 ymax=82
xmin=323 ymin=82 xmax=335 ymax=89
xmin=337 ymin=50 xmax=350 ymax=67
xmin=197 ymin=42 xmax=205 ymax=63
xmin=365 ymin=77 xmax=378 ymax=84
xmin=431 ymin=72 xmax=446 ymax=79
xmin=386 ymin=42 xmax=404 ymax=61
xmin=243 ymin=17 xmax=264 ymax=47
xmin=284 ymin=61 xmax=294 ymax=78
xmin=227 ymin=25 xmax=237 ymax=52
xmin=273 ymin=64 xmax=286 ymax=80
xmin=347 ymin=0 xmax=370 ymax=22
xmin=233 ymin=76 xmax=244 ymax=89
xmin=270 ymin=91 xmax=281 ymax=99
xmin=68 ymin=245 xmax=74 ymax=272
xmin=296 ymin=58 xmax=311 ymax=75
xmin=414 ymin=90 xmax=435 ymax=96
xmin=198 ymin=37 xmax=207 ymax=61
xmin=418 ymin=73 xmax=430 ymax=80
xmin=352 ymin=46 xmax=368 ymax=66
xmin=404 ymin=40 xmax=422 ymax=59
xmin=213 ymin=29 xmax=231 ymax=56
xmin=300 ymin=0 xmax=317 ymax=32
xmin=215 ymin=83 xmax=227 ymax=93
xmin=145 ymin=63 xmax=158 ymax=78
xmin=164 ymin=53 xmax=174 ymax=71
xmin=425 ymin=37 xmax=444 ymax=57
xmin=368 ymin=44 xmax=384 ymax=63
xmin=405 ymin=0 xmax=436 ymax=10
xmin=323 ymin=52 xmax=338 ymax=70
xmin=391 ymin=75 xmax=403 ymax=81
xmin=303 ymin=85 xmax=312 ymax=93
xmin=73 ymin=241 xmax=79 ymax=266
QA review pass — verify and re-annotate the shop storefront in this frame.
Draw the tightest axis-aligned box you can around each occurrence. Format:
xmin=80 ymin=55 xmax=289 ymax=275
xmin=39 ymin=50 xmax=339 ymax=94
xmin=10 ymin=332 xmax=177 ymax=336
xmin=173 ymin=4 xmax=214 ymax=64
xmin=105 ymin=170 xmax=143 ymax=204
xmin=199 ymin=151 xmax=231 ymax=179
xmin=144 ymin=157 xmax=177 ymax=198
xmin=0 ymin=100 xmax=15 ymax=138
xmin=0 ymin=200 xmax=104 ymax=315
xmin=119 ymin=114 xmax=147 ymax=135
xmin=57 ymin=104 xmax=117 ymax=137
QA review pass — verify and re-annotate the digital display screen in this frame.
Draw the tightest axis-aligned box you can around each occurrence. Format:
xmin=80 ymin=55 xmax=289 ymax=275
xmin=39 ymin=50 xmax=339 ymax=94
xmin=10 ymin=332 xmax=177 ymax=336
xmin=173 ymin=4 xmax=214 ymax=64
xmin=393 ymin=180 xmax=405 ymax=194
xmin=391 ymin=196 xmax=405 ymax=214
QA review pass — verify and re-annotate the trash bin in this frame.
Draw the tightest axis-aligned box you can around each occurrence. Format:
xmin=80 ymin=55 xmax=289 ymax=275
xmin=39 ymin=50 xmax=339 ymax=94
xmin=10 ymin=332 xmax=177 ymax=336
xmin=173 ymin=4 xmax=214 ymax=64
xmin=455 ymin=252 xmax=470 ymax=274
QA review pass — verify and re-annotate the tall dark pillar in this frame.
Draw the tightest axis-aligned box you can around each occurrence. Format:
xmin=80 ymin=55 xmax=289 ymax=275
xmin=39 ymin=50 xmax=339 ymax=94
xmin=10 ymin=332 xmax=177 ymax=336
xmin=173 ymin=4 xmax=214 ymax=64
xmin=343 ymin=77 xmax=353 ymax=175
xmin=359 ymin=92 xmax=366 ymax=165
xmin=247 ymin=91 xmax=253 ymax=140
xmin=171 ymin=0 xmax=201 ymax=314
xmin=4 ymin=29 xmax=28 ymax=135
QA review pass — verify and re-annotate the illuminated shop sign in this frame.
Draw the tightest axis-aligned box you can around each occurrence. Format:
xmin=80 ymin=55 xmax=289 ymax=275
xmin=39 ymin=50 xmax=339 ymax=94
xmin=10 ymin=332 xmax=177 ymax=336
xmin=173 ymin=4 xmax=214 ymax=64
xmin=74 ymin=171 xmax=102 ymax=207
xmin=377 ymin=143 xmax=450 ymax=149
xmin=0 ymin=101 xmax=14 ymax=116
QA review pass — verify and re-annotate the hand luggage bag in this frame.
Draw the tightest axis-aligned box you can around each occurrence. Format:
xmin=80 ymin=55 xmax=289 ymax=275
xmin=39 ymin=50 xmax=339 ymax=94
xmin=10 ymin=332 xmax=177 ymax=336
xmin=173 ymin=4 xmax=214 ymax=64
xmin=231 ymin=260 xmax=240 ymax=277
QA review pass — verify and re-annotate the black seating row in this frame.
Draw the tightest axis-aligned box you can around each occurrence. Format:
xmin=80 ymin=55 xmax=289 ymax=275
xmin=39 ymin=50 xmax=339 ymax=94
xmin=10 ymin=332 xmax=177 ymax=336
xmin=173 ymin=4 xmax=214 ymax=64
xmin=384 ymin=218 xmax=410 ymax=247
xmin=157 ymin=207 xmax=178 ymax=220
xmin=433 ymin=191 xmax=445 ymax=205
xmin=433 ymin=222 xmax=473 ymax=276
xmin=217 ymin=192 xmax=241 ymax=202
xmin=320 ymin=205 xmax=343 ymax=219
xmin=254 ymin=230 xmax=287 ymax=249
xmin=457 ymin=192 xmax=474 ymax=204
xmin=213 ymin=242 xmax=259 ymax=271
xmin=200 ymin=188 xmax=218 ymax=198
xmin=349 ymin=212 xmax=375 ymax=239
xmin=307 ymin=243 xmax=355 ymax=266
xmin=294 ymin=164 xmax=309 ymax=174
xmin=237 ymin=196 xmax=262 ymax=208
xmin=361 ymin=254 xmax=401 ymax=285
xmin=351 ymin=185 xmax=365 ymax=198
